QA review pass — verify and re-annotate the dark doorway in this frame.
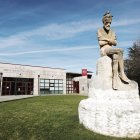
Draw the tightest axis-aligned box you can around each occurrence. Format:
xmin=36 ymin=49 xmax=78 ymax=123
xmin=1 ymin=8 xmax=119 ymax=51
xmin=11 ymin=82 xmax=16 ymax=95
xmin=2 ymin=77 xmax=34 ymax=96
xmin=73 ymin=81 xmax=79 ymax=93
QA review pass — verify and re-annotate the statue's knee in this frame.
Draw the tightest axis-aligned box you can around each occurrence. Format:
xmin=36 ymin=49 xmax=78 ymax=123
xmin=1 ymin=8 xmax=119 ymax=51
xmin=116 ymin=48 xmax=123 ymax=54
xmin=113 ymin=54 xmax=119 ymax=61
xmin=119 ymin=48 xmax=123 ymax=55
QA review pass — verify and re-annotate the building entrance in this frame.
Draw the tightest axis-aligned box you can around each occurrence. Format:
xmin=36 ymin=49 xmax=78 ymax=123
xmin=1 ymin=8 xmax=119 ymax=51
xmin=2 ymin=77 xmax=34 ymax=96
xmin=73 ymin=81 xmax=79 ymax=93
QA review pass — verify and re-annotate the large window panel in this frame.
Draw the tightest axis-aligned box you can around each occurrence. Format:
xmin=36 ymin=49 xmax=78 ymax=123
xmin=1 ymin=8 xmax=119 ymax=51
xmin=66 ymin=78 xmax=74 ymax=94
xmin=40 ymin=79 xmax=63 ymax=94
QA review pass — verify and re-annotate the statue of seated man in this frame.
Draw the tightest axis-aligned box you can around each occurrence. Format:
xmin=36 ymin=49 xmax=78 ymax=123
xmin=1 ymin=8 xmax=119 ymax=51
xmin=97 ymin=11 xmax=130 ymax=90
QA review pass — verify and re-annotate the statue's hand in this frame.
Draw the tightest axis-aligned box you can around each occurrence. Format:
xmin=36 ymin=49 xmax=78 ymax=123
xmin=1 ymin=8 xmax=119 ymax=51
xmin=108 ymin=40 xmax=112 ymax=45
xmin=108 ymin=39 xmax=116 ymax=46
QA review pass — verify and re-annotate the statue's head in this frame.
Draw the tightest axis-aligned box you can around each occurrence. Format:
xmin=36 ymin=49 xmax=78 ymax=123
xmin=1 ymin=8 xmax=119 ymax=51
xmin=102 ymin=11 xmax=113 ymax=31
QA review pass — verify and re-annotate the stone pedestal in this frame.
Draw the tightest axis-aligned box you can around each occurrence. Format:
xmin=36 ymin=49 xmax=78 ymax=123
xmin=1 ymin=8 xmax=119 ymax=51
xmin=78 ymin=56 xmax=140 ymax=138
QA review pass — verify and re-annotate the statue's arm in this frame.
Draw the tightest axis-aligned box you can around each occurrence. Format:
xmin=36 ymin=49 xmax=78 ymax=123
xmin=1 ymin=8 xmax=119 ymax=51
xmin=97 ymin=30 xmax=109 ymax=46
xmin=110 ymin=36 xmax=117 ymax=46
xmin=97 ymin=29 xmax=117 ymax=46
xmin=98 ymin=40 xmax=108 ymax=46
xmin=111 ymin=40 xmax=117 ymax=46
xmin=109 ymin=31 xmax=117 ymax=46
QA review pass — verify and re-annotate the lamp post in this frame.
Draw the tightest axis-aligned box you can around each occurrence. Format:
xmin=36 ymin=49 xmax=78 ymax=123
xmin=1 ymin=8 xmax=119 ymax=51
xmin=0 ymin=73 xmax=3 ymax=96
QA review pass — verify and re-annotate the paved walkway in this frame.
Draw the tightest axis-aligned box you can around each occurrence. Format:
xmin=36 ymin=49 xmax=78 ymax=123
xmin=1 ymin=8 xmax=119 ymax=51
xmin=0 ymin=95 xmax=37 ymax=103
xmin=0 ymin=94 xmax=86 ymax=103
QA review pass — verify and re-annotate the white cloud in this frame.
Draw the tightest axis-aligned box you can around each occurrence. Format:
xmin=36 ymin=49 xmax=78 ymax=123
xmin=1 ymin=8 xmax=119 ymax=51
xmin=0 ymin=36 xmax=25 ymax=48
xmin=0 ymin=18 xmax=139 ymax=49
xmin=0 ymin=45 xmax=96 ymax=56
xmin=19 ymin=20 xmax=99 ymax=40
xmin=113 ymin=19 xmax=140 ymax=27
xmin=0 ymin=19 xmax=99 ymax=48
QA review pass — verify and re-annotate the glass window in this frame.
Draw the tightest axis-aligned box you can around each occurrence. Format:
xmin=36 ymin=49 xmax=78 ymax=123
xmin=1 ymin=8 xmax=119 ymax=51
xmin=55 ymin=83 xmax=59 ymax=86
xmin=59 ymin=80 xmax=63 ymax=84
xmin=58 ymin=90 xmax=63 ymax=94
xmin=45 ymin=79 xmax=49 ymax=83
xmin=44 ymin=86 xmax=50 ymax=88
xmin=2 ymin=77 xmax=34 ymax=96
xmin=40 ymin=79 xmax=63 ymax=94
xmin=50 ymin=87 xmax=54 ymax=90
xmin=55 ymin=80 xmax=59 ymax=83
xmin=55 ymin=87 xmax=59 ymax=90
xmin=40 ymin=79 xmax=45 ymax=83
xmin=50 ymin=83 xmax=54 ymax=87
xmin=59 ymin=87 xmax=63 ymax=90
xmin=50 ymin=79 xmax=54 ymax=83
xmin=66 ymin=78 xmax=74 ymax=94
xmin=45 ymin=83 xmax=49 ymax=86
xmin=59 ymin=83 xmax=63 ymax=87
xmin=40 ymin=83 xmax=44 ymax=86
xmin=54 ymin=90 xmax=59 ymax=94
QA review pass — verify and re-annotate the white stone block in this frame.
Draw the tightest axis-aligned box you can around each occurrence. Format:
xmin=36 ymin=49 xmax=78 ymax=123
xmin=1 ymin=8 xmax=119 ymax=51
xmin=79 ymin=97 xmax=140 ymax=138
xmin=78 ymin=56 xmax=140 ymax=138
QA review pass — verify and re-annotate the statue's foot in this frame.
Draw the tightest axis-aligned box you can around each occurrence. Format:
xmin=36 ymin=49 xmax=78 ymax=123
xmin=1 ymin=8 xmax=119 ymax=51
xmin=113 ymin=78 xmax=118 ymax=90
xmin=119 ymin=73 xmax=130 ymax=83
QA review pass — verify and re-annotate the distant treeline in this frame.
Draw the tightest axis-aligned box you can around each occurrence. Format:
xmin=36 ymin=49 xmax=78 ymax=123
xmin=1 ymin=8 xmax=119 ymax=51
xmin=125 ymin=40 xmax=140 ymax=93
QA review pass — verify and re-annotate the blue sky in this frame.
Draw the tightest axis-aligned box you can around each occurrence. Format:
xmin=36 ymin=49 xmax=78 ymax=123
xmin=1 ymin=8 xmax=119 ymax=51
xmin=0 ymin=0 xmax=140 ymax=74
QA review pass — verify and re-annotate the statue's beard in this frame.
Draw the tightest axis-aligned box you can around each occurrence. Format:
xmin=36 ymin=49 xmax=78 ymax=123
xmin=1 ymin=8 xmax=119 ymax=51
xmin=104 ymin=26 xmax=110 ymax=32
xmin=105 ymin=26 xmax=110 ymax=31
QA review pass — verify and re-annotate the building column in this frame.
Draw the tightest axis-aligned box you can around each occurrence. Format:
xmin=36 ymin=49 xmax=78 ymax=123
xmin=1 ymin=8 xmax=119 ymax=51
xmin=0 ymin=73 xmax=3 ymax=96
xmin=38 ymin=75 xmax=40 ymax=96
xmin=33 ymin=75 xmax=40 ymax=96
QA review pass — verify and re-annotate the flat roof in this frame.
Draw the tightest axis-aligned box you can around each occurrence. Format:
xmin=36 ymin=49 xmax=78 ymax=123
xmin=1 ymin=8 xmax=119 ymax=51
xmin=66 ymin=72 xmax=92 ymax=78
xmin=66 ymin=72 xmax=82 ymax=75
xmin=0 ymin=62 xmax=65 ymax=70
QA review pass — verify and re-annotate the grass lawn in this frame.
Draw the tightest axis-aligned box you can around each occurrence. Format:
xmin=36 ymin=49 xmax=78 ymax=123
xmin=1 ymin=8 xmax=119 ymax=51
xmin=0 ymin=95 xmax=139 ymax=140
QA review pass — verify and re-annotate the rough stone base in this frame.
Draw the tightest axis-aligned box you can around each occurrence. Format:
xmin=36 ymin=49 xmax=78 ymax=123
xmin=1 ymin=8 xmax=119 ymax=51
xmin=89 ymin=86 xmax=139 ymax=101
xmin=79 ymin=56 xmax=140 ymax=138
xmin=78 ymin=90 xmax=140 ymax=138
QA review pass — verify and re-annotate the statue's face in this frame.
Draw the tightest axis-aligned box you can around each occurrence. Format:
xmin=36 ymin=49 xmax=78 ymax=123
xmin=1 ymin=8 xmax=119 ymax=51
xmin=104 ymin=21 xmax=111 ymax=31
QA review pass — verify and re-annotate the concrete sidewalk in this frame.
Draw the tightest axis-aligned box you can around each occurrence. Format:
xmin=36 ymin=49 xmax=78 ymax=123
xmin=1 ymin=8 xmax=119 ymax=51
xmin=0 ymin=95 xmax=37 ymax=102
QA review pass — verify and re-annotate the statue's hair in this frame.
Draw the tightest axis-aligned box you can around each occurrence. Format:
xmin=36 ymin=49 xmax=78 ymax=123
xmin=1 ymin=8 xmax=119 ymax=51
xmin=102 ymin=11 xmax=113 ymax=24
